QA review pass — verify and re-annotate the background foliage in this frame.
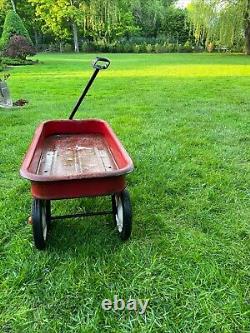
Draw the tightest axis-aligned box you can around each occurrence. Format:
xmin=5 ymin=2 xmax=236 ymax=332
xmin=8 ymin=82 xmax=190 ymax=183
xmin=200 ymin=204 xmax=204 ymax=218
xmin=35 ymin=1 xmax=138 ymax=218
xmin=0 ymin=1 xmax=248 ymax=56
xmin=188 ymin=0 xmax=250 ymax=54
xmin=0 ymin=0 xmax=192 ymax=53
xmin=0 ymin=10 xmax=32 ymax=50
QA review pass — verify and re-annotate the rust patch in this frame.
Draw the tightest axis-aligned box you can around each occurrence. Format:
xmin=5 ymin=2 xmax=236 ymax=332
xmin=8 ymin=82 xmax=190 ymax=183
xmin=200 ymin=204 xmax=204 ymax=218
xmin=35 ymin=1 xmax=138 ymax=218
xmin=37 ymin=134 xmax=118 ymax=178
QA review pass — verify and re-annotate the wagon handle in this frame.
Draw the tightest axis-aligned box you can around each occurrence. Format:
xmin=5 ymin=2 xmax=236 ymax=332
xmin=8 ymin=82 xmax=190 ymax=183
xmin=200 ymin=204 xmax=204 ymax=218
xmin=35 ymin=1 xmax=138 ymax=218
xmin=93 ymin=57 xmax=110 ymax=70
xmin=69 ymin=57 xmax=110 ymax=120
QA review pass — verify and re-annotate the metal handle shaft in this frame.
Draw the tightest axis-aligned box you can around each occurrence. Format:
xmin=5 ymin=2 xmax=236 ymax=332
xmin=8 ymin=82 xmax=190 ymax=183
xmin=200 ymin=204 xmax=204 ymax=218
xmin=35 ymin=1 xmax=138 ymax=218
xmin=69 ymin=57 xmax=110 ymax=120
xmin=69 ymin=68 xmax=99 ymax=120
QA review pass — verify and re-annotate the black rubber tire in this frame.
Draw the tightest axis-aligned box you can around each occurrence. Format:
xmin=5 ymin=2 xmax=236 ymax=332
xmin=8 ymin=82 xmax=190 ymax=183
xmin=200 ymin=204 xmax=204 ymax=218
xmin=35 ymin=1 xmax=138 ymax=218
xmin=32 ymin=199 xmax=48 ymax=250
xmin=112 ymin=189 xmax=132 ymax=241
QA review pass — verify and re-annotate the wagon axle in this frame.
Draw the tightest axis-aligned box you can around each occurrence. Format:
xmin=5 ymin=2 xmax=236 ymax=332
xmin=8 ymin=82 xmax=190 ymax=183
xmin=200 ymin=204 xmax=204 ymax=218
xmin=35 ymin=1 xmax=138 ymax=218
xmin=30 ymin=189 xmax=132 ymax=250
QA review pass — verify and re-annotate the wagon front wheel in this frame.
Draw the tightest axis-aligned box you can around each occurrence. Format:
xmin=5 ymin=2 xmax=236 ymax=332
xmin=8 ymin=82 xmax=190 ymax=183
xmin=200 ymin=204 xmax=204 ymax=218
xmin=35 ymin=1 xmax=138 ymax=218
xmin=112 ymin=189 xmax=132 ymax=241
xmin=32 ymin=199 xmax=48 ymax=250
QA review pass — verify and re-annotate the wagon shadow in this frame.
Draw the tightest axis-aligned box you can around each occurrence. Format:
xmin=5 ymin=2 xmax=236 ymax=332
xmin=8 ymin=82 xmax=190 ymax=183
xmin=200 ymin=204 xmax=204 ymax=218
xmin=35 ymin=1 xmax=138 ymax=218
xmin=47 ymin=216 xmax=123 ymax=256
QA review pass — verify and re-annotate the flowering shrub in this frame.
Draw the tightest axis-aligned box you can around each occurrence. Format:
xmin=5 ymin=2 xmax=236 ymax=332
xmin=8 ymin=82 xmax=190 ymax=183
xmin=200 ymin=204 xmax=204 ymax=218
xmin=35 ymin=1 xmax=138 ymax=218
xmin=3 ymin=34 xmax=36 ymax=60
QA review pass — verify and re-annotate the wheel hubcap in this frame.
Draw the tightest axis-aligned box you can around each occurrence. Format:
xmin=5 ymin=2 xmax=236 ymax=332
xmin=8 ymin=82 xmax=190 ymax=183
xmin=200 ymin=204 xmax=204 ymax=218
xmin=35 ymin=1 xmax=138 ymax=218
xmin=115 ymin=195 xmax=123 ymax=233
xmin=41 ymin=203 xmax=47 ymax=240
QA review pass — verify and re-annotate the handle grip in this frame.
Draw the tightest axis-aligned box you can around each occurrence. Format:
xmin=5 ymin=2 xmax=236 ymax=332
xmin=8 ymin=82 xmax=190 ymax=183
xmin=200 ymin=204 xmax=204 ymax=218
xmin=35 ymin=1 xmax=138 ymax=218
xmin=92 ymin=57 xmax=110 ymax=70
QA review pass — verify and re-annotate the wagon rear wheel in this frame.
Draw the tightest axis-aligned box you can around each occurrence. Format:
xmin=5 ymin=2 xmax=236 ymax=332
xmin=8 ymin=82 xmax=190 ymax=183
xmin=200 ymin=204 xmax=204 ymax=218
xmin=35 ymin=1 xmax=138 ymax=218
xmin=45 ymin=200 xmax=51 ymax=228
xmin=32 ymin=199 xmax=50 ymax=250
xmin=112 ymin=189 xmax=132 ymax=240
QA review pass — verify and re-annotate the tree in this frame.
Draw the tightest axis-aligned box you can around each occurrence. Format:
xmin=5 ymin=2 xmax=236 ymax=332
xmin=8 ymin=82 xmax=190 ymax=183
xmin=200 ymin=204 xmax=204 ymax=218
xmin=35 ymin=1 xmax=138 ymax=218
xmin=28 ymin=0 xmax=139 ymax=49
xmin=3 ymin=34 xmax=36 ymax=59
xmin=0 ymin=10 xmax=32 ymax=50
xmin=83 ymin=0 xmax=138 ymax=42
xmin=28 ymin=0 xmax=84 ymax=52
xmin=9 ymin=0 xmax=16 ymax=12
xmin=161 ymin=7 xmax=190 ymax=43
xmin=130 ymin=0 xmax=177 ymax=38
xmin=0 ymin=0 xmax=192 ymax=51
xmin=0 ymin=0 xmax=40 ymax=46
xmin=0 ymin=0 xmax=16 ymax=12
xmin=188 ymin=0 xmax=250 ymax=54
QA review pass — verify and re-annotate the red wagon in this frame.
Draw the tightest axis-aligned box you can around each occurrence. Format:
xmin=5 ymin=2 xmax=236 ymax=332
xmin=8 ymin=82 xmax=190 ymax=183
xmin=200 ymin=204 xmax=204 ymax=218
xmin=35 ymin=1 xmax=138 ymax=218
xmin=20 ymin=58 xmax=134 ymax=250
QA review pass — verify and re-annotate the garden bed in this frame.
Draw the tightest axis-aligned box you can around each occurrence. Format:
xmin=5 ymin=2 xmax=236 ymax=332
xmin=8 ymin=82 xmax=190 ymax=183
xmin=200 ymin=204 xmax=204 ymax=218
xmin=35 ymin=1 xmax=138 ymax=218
xmin=1 ymin=57 xmax=38 ymax=66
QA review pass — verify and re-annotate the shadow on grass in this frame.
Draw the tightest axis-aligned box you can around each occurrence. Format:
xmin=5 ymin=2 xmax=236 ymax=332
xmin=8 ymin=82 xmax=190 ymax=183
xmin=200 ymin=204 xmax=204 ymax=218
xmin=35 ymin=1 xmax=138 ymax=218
xmin=47 ymin=216 xmax=122 ymax=258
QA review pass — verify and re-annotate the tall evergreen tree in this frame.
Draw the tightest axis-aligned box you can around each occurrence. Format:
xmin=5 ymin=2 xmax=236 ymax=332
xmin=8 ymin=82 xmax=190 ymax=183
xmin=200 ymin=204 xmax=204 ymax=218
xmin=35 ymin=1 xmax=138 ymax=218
xmin=0 ymin=10 xmax=32 ymax=50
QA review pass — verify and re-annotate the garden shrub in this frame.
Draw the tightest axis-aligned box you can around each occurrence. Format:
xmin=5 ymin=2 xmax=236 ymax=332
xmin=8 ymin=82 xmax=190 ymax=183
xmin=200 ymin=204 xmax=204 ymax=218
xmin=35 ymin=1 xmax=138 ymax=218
xmin=63 ymin=43 xmax=72 ymax=52
xmin=81 ymin=41 xmax=89 ymax=52
xmin=123 ymin=42 xmax=133 ymax=53
xmin=81 ymin=41 xmax=96 ymax=52
xmin=158 ymin=43 xmax=170 ymax=53
xmin=164 ymin=43 xmax=174 ymax=52
xmin=183 ymin=41 xmax=193 ymax=52
xmin=154 ymin=43 xmax=161 ymax=53
xmin=0 ymin=10 xmax=32 ymax=51
xmin=109 ymin=43 xmax=117 ymax=53
xmin=145 ymin=43 xmax=153 ymax=53
xmin=1 ymin=56 xmax=37 ymax=66
xmin=132 ymin=44 xmax=140 ymax=53
xmin=80 ymin=38 xmax=196 ymax=54
xmin=3 ymin=35 xmax=36 ymax=60
xmin=140 ymin=42 xmax=147 ymax=53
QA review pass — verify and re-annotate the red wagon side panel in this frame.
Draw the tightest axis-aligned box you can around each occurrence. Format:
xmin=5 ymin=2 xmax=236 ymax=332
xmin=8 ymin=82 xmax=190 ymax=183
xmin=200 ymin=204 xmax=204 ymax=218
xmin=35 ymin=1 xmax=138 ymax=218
xmin=31 ymin=176 xmax=126 ymax=200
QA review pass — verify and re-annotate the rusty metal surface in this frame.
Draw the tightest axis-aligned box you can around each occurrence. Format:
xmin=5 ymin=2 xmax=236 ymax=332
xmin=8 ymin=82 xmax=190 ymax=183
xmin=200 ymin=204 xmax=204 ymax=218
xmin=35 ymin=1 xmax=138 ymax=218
xmin=37 ymin=134 xmax=118 ymax=177
xmin=20 ymin=119 xmax=134 ymax=182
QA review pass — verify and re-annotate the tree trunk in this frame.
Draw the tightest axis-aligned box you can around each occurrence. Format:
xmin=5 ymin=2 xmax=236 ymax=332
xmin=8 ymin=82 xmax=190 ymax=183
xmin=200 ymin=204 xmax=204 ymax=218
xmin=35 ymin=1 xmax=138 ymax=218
xmin=34 ymin=30 xmax=39 ymax=47
xmin=59 ymin=42 xmax=63 ymax=53
xmin=10 ymin=0 xmax=16 ymax=12
xmin=72 ymin=23 xmax=79 ymax=53
xmin=246 ymin=25 xmax=250 ymax=55
xmin=245 ymin=0 xmax=250 ymax=55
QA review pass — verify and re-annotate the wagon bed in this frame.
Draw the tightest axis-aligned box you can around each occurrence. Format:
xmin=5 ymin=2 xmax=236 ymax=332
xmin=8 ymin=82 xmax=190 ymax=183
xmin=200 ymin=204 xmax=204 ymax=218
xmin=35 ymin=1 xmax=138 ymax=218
xmin=20 ymin=119 xmax=133 ymax=199
xmin=37 ymin=133 xmax=118 ymax=178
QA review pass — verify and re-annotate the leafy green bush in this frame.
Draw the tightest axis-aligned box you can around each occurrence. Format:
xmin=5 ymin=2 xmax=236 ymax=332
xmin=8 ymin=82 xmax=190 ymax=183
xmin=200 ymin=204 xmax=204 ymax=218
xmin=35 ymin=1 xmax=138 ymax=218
xmin=63 ymin=43 xmax=72 ymax=52
xmin=1 ymin=56 xmax=37 ymax=66
xmin=145 ymin=44 xmax=153 ymax=53
xmin=154 ymin=43 xmax=161 ymax=53
xmin=0 ymin=11 xmax=32 ymax=51
xmin=182 ymin=41 xmax=193 ymax=53
xmin=80 ymin=38 xmax=195 ymax=54
xmin=111 ymin=42 xmax=121 ymax=53
xmin=132 ymin=44 xmax=140 ymax=53
xmin=159 ymin=43 xmax=170 ymax=53
xmin=93 ymin=40 xmax=108 ymax=52
xmin=139 ymin=42 xmax=147 ymax=53
xmin=123 ymin=42 xmax=133 ymax=53
xmin=81 ymin=41 xmax=95 ymax=52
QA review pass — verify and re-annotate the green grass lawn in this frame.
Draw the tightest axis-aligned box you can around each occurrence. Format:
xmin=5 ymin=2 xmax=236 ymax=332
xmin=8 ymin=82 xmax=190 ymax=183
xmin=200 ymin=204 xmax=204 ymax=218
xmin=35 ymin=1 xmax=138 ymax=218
xmin=0 ymin=53 xmax=249 ymax=332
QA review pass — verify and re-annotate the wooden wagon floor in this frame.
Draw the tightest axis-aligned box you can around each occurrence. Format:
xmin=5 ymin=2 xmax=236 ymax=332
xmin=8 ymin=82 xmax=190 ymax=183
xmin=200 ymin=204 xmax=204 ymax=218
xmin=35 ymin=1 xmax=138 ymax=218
xmin=36 ymin=134 xmax=118 ymax=177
